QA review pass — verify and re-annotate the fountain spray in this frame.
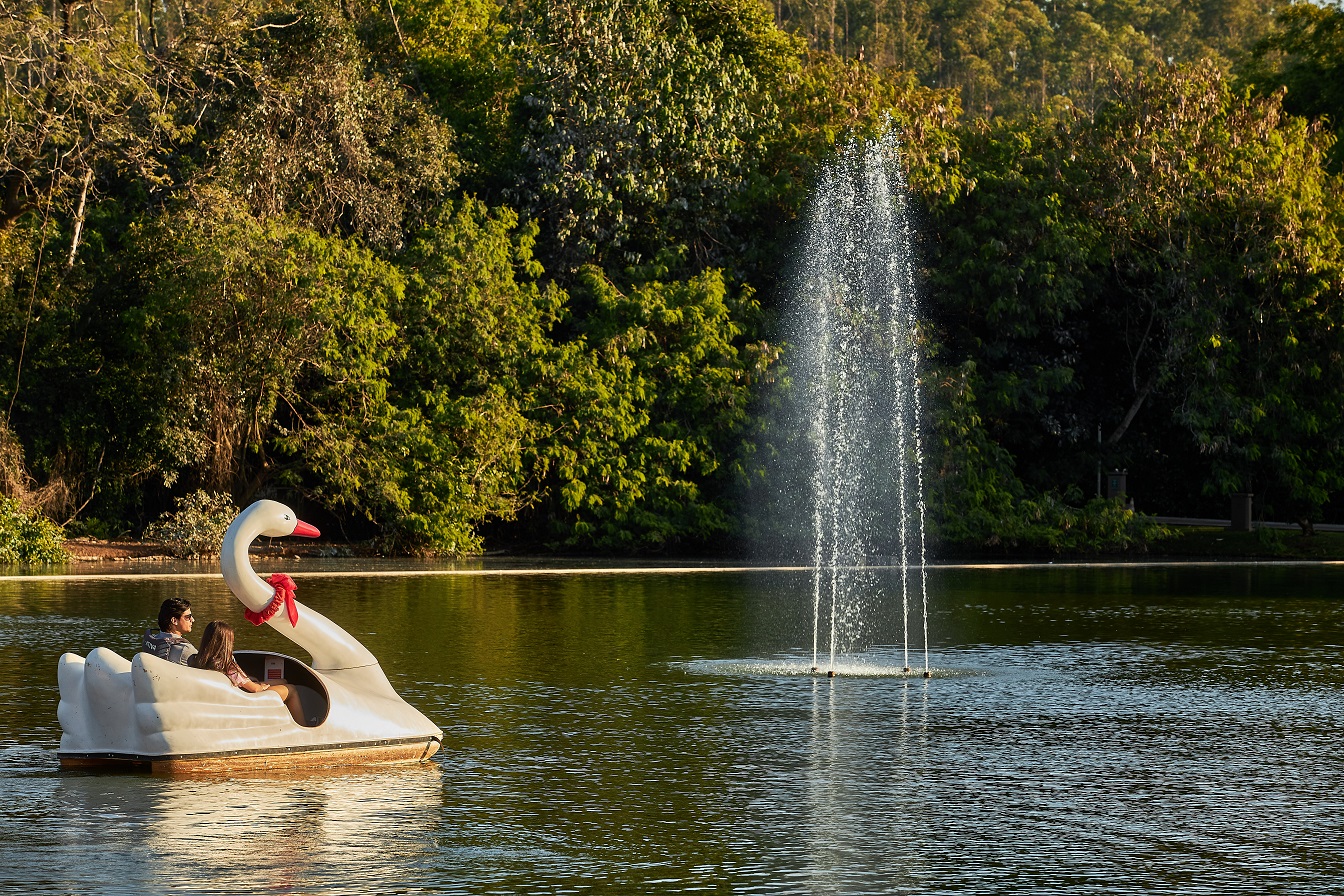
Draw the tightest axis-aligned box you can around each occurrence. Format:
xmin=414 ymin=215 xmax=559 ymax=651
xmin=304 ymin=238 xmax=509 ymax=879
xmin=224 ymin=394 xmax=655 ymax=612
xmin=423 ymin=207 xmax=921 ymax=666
xmin=792 ymin=131 xmax=929 ymax=678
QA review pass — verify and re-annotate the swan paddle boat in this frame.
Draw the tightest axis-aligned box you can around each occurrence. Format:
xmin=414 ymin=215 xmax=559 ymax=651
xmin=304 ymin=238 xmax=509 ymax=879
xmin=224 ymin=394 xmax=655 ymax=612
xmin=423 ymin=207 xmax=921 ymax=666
xmin=56 ymin=500 xmax=443 ymax=774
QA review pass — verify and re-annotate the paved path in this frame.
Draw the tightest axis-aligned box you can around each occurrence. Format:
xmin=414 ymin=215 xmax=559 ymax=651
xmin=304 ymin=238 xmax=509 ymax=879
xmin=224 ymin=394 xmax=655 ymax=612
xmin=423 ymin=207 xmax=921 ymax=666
xmin=1154 ymin=516 xmax=1344 ymax=533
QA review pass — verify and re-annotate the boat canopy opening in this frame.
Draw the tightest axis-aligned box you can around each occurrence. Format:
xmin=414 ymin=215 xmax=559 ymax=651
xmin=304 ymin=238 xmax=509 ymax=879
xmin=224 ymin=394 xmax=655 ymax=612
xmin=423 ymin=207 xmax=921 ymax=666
xmin=233 ymin=650 xmax=330 ymax=727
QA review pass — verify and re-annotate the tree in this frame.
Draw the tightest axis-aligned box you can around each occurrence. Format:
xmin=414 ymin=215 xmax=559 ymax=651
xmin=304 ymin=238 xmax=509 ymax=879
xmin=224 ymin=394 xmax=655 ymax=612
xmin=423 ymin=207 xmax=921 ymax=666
xmin=0 ymin=2 xmax=180 ymax=243
xmin=511 ymin=0 xmax=768 ymax=273
xmin=769 ymin=0 xmax=1280 ymax=122
xmin=1240 ymin=0 xmax=1344 ymax=171
xmin=115 ymin=189 xmax=404 ymax=500
xmin=300 ymin=199 xmax=564 ymax=553
xmin=532 ymin=266 xmax=776 ymax=551
xmin=394 ymin=0 xmax=520 ymax=195
xmin=925 ymin=63 xmax=1344 ymax=526
xmin=190 ymin=0 xmax=458 ymax=249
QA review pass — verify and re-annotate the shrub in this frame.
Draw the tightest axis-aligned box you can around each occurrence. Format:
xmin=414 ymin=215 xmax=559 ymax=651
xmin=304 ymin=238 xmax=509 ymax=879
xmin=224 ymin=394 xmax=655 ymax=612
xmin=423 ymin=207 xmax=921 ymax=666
xmin=937 ymin=490 xmax=1177 ymax=554
xmin=1254 ymin=524 xmax=1287 ymax=553
xmin=144 ymin=491 xmax=239 ymax=558
xmin=0 ymin=497 xmax=67 ymax=564
xmin=1007 ymin=495 xmax=1177 ymax=553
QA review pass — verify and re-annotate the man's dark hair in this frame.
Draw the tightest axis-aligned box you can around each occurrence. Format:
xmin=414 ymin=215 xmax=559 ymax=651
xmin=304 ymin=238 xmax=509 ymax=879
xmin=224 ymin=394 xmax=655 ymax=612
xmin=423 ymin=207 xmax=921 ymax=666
xmin=158 ymin=598 xmax=191 ymax=632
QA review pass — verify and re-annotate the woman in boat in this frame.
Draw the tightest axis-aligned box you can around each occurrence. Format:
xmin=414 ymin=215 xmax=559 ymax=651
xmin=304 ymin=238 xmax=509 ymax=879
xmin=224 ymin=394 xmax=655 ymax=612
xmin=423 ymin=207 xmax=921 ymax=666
xmin=193 ymin=621 xmax=306 ymax=725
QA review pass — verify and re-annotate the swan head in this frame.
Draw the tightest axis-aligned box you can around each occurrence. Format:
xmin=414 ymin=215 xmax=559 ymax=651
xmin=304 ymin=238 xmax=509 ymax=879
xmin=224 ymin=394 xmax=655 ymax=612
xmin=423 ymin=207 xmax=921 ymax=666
xmin=240 ymin=499 xmax=321 ymax=539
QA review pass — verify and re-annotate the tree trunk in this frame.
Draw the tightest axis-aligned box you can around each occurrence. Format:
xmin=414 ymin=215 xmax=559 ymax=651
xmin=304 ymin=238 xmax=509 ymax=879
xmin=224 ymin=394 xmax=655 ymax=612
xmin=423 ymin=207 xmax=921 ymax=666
xmin=66 ymin=168 xmax=94 ymax=268
xmin=1105 ymin=369 xmax=1159 ymax=447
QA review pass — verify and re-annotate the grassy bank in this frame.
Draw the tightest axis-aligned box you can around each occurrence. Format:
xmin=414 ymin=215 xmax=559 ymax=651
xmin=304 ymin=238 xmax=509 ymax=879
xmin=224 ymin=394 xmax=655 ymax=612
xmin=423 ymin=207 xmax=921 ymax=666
xmin=1159 ymin=527 xmax=1344 ymax=561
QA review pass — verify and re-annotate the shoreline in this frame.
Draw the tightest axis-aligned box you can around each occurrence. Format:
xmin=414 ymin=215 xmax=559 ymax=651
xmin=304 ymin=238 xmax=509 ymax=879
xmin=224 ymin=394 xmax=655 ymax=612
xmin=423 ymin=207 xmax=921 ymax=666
xmin=15 ymin=548 xmax=1344 ymax=583
xmin=44 ymin=524 xmax=1344 ymax=573
xmin=8 ymin=559 xmax=1344 ymax=584
xmin=61 ymin=538 xmax=354 ymax=563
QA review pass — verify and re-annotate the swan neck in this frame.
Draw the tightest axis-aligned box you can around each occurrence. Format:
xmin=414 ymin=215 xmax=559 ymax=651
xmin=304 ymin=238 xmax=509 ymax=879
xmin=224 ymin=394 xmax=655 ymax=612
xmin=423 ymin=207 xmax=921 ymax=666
xmin=220 ymin=514 xmax=272 ymax=611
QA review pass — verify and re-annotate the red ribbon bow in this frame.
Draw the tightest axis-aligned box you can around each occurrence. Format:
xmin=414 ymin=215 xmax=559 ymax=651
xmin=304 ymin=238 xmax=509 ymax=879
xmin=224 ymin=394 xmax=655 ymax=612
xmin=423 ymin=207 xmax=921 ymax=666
xmin=244 ymin=573 xmax=300 ymax=627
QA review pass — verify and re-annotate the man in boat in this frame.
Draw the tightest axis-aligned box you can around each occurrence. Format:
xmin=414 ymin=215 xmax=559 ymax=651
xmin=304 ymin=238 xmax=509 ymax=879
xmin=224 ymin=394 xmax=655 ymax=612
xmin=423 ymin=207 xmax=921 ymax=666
xmin=141 ymin=598 xmax=198 ymax=665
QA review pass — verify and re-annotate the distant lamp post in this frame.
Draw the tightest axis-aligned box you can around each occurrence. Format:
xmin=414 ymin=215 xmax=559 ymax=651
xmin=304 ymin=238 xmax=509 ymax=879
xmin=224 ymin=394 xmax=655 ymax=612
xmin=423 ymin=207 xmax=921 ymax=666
xmin=1230 ymin=493 xmax=1253 ymax=532
xmin=1106 ymin=470 xmax=1127 ymax=500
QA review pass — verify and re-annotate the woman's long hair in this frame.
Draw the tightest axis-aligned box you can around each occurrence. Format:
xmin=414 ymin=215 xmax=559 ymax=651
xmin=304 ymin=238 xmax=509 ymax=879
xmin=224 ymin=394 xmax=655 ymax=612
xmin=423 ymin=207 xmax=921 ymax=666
xmin=195 ymin=621 xmax=237 ymax=674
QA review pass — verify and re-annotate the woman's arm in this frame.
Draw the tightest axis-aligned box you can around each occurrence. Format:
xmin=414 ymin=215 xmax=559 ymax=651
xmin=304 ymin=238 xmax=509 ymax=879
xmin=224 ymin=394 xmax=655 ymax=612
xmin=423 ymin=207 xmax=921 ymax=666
xmin=226 ymin=664 xmax=274 ymax=694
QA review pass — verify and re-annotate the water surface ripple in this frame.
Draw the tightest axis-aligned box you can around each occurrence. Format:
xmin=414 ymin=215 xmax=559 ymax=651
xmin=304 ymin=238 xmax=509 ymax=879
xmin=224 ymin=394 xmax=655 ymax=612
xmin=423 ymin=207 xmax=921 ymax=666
xmin=2 ymin=565 xmax=1342 ymax=893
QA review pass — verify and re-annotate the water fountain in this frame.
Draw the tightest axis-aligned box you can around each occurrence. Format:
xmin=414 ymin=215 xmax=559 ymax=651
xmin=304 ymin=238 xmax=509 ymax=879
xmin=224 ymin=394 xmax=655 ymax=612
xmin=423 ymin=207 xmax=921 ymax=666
xmin=789 ymin=131 xmax=929 ymax=677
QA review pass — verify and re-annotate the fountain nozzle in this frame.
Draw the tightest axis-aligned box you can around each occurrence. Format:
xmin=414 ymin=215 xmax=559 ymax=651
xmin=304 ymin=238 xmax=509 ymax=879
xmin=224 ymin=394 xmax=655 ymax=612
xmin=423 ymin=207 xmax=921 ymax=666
xmin=922 ymin=670 xmax=932 ymax=679
xmin=827 ymin=670 xmax=836 ymax=678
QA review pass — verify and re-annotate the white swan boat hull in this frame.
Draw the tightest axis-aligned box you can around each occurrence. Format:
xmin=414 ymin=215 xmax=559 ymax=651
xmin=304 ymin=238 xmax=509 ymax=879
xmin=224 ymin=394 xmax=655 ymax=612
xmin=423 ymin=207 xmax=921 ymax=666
xmin=57 ymin=647 xmax=442 ymax=774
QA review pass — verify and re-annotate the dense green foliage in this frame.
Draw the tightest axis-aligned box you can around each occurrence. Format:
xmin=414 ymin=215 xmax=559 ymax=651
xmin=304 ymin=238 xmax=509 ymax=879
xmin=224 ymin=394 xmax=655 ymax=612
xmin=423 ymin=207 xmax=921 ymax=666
xmin=1 ymin=0 xmax=1343 ymax=554
xmin=927 ymin=60 xmax=1344 ymax=542
xmin=0 ymin=497 xmax=66 ymax=564
xmin=143 ymin=490 xmax=239 ymax=558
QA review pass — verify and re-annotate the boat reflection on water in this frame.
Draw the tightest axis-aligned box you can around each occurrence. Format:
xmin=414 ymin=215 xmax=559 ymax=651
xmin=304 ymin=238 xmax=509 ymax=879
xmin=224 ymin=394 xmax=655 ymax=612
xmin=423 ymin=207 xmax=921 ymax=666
xmin=51 ymin=764 xmax=444 ymax=890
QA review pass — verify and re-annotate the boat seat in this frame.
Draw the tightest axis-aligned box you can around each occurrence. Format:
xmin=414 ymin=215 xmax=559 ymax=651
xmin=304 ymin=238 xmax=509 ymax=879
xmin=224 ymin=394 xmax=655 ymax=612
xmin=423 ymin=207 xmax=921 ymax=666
xmin=233 ymin=650 xmax=331 ymax=727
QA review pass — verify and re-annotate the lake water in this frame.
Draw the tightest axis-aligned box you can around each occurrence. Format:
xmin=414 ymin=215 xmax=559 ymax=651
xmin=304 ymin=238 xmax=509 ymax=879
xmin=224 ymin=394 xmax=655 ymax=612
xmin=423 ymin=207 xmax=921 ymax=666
xmin=2 ymin=562 xmax=1343 ymax=894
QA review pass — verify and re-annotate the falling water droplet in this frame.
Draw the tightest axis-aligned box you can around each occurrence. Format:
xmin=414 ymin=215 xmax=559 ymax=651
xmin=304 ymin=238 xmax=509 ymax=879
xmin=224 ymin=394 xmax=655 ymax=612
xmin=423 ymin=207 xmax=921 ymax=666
xmin=791 ymin=131 xmax=930 ymax=676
